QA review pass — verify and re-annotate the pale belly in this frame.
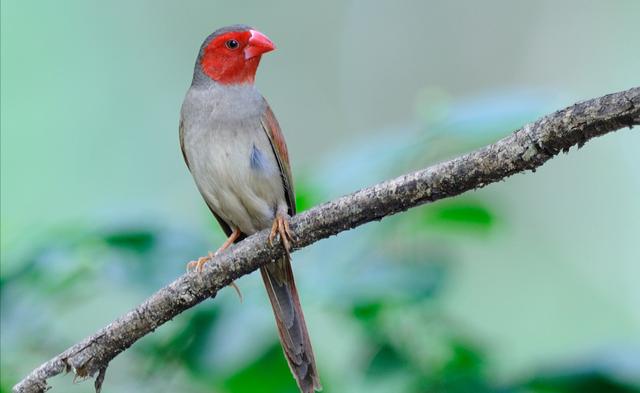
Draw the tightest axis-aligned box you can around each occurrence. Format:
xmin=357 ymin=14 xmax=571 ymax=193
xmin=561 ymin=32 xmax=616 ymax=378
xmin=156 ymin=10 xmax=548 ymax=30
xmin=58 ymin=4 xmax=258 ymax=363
xmin=184 ymin=123 xmax=287 ymax=235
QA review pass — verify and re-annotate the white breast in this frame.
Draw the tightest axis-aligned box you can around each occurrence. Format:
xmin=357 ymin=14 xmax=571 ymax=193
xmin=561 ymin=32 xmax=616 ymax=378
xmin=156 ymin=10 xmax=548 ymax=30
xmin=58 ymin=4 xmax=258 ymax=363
xmin=181 ymin=84 xmax=288 ymax=234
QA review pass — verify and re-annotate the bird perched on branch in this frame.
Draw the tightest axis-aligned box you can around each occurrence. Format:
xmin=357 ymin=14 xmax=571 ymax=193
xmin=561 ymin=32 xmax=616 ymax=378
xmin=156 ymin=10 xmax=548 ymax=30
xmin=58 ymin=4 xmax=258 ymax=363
xmin=179 ymin=25 xmax=321 ymax=393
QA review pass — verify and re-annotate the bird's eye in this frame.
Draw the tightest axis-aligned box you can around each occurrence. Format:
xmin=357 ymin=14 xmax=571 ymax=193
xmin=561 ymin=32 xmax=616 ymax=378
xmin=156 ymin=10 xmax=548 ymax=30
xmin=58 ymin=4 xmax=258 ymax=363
xmin=225 ymin=39 xmax=239 ymax=49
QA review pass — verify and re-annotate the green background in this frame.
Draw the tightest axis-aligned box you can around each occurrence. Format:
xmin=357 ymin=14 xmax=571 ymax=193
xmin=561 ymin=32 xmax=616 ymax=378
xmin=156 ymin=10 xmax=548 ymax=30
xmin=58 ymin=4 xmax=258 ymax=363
xmin=2 ymin=1 xmax=639 ymax=392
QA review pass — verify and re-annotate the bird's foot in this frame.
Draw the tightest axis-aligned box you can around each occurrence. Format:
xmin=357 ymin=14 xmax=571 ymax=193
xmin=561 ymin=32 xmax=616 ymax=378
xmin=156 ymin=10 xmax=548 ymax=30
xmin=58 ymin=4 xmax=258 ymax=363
xmin=186 ymin=228 xmax=242 ymax=273
xmin=186 ymin=228 xmax=243 ymax=300
xmin=186 ymin=252 xmax=243 ymax=301
xmin=186 ymin=251 xmax=216 ymax=273
xmin=269 ymin=215 xmax=294 ymax=252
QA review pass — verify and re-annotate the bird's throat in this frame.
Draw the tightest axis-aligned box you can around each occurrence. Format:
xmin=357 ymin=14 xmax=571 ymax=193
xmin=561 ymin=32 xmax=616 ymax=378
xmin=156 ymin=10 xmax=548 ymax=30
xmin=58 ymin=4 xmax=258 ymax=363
xmin=200 ymin=56 xmax=261 ymax=85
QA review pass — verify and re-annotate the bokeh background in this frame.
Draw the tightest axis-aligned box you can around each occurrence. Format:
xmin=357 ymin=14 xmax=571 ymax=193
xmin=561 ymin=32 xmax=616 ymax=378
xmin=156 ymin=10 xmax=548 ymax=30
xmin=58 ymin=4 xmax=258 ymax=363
xmin=2 ymin=1 xmax=639 ymax=392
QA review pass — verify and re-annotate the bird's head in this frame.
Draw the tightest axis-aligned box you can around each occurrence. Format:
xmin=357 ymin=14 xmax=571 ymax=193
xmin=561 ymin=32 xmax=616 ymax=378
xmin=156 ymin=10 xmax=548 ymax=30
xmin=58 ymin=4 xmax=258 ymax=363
xmin=197 ymin=25 xmax=275 ymax=85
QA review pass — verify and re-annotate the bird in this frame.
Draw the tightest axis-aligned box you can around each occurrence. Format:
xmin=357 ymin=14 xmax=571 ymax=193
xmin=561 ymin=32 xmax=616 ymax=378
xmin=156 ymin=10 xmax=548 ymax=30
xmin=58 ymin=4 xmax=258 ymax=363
xmin=178 ymin=25 xmax=322 ymax=393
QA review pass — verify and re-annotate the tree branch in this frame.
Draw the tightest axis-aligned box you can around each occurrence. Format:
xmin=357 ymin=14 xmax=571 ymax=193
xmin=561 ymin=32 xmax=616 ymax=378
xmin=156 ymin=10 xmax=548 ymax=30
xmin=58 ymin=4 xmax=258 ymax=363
xmin=13 ymin=87 xmax=639 ymax=393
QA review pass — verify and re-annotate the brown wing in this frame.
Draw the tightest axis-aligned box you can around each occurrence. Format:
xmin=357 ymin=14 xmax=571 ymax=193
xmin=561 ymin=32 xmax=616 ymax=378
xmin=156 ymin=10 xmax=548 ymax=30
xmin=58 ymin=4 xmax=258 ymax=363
xmin=261 ymin=102 xmax=296 ymax=215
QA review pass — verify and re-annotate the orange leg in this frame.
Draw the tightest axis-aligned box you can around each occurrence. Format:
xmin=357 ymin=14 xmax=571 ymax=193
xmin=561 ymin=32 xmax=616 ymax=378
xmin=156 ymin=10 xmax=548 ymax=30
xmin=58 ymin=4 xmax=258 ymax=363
xmin=269 ymin=214 xmax=294 ymax=252
xmin=186 ymin=228 xmax=241 ymax=272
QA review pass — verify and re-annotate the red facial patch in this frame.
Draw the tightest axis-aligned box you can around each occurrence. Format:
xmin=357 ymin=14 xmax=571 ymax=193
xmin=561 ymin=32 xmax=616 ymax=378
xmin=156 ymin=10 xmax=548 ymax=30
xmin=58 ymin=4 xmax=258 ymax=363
xmin=200 ymin=31 xmax=261 ymax=85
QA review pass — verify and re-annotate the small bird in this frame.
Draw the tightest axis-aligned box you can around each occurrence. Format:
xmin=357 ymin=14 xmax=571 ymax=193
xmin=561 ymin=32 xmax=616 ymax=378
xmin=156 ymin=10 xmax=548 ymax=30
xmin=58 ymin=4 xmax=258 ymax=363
xmin=179 ymin=25 xmax=321 ymax=392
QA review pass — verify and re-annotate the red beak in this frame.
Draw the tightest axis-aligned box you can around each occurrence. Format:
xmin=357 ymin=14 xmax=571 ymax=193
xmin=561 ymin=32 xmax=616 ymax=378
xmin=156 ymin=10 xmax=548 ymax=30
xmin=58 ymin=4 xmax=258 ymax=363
xmin=244 ymin=30 xmax=276 ymax=60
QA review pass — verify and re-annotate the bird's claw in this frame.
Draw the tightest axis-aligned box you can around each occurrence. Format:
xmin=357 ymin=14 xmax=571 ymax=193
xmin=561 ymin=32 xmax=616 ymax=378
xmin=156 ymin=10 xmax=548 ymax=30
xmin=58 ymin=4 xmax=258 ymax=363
xmin=186 ymin=228 xmax=242 ymax=298
xmin=186 ymin=251 xmax=217 ymax=273
xmin=269 ymin=215 xmax=294 ymax=252
xmin=186 ymin=253 xmax=243 ymax=302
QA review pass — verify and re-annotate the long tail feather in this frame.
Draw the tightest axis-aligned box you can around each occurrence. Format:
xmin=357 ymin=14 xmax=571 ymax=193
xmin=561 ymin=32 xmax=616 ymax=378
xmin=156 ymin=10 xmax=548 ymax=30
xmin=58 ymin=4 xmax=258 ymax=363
xmin=260 ymin=256 xmax=321 ymax=393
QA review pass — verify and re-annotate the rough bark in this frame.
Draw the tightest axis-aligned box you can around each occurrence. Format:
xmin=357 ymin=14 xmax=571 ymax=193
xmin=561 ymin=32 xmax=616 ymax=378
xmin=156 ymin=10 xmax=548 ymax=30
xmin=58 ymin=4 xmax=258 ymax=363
xmin=13 ymin=87 xmax=640 ymax=393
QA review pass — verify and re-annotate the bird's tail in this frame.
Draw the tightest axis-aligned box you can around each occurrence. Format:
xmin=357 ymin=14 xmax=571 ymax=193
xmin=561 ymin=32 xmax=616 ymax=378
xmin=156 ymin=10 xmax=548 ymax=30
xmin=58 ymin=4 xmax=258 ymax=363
xmin=260 ymin=256 xmax=321 ymax=393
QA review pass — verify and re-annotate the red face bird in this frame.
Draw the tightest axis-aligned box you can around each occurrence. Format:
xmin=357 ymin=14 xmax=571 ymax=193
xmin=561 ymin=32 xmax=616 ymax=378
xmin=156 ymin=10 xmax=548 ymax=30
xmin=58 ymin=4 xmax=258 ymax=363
xmin=199 ymin=29 xmax=275 ymax=85
xmin=179 ymin=25 xmax=321 ymax=393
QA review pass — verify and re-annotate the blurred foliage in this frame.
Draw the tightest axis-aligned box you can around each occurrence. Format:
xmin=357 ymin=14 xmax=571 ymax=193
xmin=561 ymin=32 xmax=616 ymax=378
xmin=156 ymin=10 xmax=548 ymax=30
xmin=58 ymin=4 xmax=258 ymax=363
xmin=223 ymin=343 xmax=299 ymax=393
xmin=520 ymin=374 xmax=639 ymax=393
xmin=294 ymin=175 xmax=326 ymax=213
xmin=3 ymin=0 xmax=640 ymax=389
xmin=2 ymin=200 xmax=636 ymax=392
xmin=2 ymin=90 xmax=638 ymax=392
xmin=425 ymin=201 xmax=495 ymax=230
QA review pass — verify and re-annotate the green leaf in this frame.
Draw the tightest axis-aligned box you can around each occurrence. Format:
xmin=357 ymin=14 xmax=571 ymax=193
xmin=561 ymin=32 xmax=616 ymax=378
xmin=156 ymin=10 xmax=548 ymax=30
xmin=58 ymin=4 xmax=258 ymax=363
xmin=353 ymin=302 xmax=384 ymax=323
xmin=224 ymin=343 xmax=299 ymax=393
xmin=422 ymin=200 xmax=497 ymax=233
xmin=366 ymin=343 xmax=409 ymax=377
xmin=442 ymin=339 xmax=486 ymax=377
xmin=294 ymin=177 xmax=323 ymax=213
xmin=143 ymin=306 xmax=219 ymax=374
xmin=103 ymin=229 xmax=156 ymax=254
xmin=523 ymin=372 xmax=640 ymax=393
xmin=0 ymin=379 xmax=11 ymax=393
